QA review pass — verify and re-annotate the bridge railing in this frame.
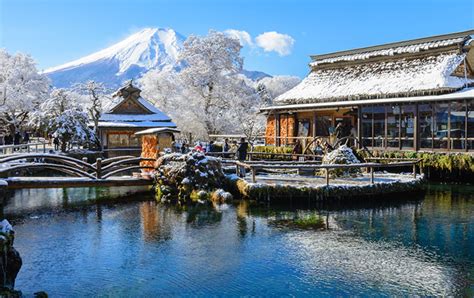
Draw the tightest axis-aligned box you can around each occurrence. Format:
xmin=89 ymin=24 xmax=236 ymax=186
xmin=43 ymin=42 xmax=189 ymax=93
xmin=0 ymin=142 xmax=47 ymax=155
xmin=0 ymin=153 xmax=155 ymax=180
xmin=235 ymin=159 xmax=422 ymax=184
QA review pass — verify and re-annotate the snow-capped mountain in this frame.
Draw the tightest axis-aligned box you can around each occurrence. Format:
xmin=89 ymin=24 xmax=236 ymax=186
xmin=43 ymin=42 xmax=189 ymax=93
xmin=45 ymin=27 xmax=271 ymax=88
xmin=45 ymin=28 xmax=185 ymax=88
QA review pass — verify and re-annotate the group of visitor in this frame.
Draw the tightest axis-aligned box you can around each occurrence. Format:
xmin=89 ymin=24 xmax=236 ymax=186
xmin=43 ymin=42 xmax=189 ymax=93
xmin=0 ymin=131 xmax=30 ymax=146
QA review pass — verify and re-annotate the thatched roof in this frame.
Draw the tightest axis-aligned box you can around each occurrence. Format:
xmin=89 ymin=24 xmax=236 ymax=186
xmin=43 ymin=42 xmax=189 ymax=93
xmin=275 ymin=30 xmax=474 ymax=105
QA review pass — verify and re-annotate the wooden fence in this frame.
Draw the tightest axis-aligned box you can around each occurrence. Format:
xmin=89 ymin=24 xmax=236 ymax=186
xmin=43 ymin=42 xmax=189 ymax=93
xmin=0 ymin=142 xmax=47 ymax=155
xmin=235 ymin=159 xmax=422 ymax=184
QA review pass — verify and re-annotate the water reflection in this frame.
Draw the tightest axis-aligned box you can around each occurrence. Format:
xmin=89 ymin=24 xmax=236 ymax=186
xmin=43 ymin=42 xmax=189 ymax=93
xmin=4 ymin=184 xmax=473 ymax=296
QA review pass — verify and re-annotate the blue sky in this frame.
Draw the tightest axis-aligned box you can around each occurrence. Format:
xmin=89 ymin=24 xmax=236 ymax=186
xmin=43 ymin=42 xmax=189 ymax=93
xmin=1 ymin=0 xmax=473 ymax=78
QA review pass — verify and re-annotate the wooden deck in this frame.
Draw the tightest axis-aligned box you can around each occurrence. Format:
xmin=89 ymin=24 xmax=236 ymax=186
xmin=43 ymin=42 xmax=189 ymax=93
xmin=1 ymin=177 xmax=154 ymax=189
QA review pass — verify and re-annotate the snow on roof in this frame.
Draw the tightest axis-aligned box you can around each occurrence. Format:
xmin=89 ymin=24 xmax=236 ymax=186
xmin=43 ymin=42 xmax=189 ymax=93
xmin=310 ymin=37 xmax=467 ymax=66
xmin=97 ymin=121 xmax=177 ymax=128
xmin=275 ymin=52 xmax=472 ymax=105
xmin=135 ymin=127 xmax=181 ymax=135
xmin=99 ymin=113 xmax=171 ymax=122
xmin=263 ymin=87 xmax=474 ymax=111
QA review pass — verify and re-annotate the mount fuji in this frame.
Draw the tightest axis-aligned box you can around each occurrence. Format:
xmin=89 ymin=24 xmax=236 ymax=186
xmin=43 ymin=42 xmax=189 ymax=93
xmin=44 ymin=27 xmax=270 ymax=88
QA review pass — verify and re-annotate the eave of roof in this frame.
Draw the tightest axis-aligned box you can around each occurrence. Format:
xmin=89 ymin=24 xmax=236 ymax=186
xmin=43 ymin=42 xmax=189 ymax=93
xmin=97 ymin=121 xmax=177 ymax=128
xmin=310 ymin=29 xmax=474 ymax=62
xmin=135 ymin=127 xmax=181 ymax=135
xmin=262 ymin=87 xmax=474 ymax=112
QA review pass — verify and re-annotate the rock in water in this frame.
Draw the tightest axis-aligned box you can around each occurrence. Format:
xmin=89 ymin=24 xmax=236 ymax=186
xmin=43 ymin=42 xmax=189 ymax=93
xmin=154 ymin=152 xmax=232 ymax=203
xmin=0 ymin=219 xmax=22 ymax=292
xmin=321 ymin=145 xmax=361 ymax=177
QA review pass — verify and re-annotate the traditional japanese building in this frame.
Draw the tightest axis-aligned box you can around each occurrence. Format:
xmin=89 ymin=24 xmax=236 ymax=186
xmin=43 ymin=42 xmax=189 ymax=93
xmin=262 ymin=30 xmax=474 ymax=152
xmin=98 ymin=82 xmax=177 ymax=156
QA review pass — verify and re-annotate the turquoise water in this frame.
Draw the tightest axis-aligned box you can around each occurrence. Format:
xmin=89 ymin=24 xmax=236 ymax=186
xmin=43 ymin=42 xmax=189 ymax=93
xmin=4 ymin=184 xmax=473 ymax=296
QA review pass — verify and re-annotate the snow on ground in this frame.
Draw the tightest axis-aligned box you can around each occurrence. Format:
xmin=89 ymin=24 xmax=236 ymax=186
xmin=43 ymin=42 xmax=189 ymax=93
xmin=244 ymin=172 xmax=421 ymax=189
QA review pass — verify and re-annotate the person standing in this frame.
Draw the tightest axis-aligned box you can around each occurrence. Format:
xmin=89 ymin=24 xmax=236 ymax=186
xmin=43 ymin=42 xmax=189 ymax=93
xmin=292 ymin=139 xmax=303 ymax=160
xmin=181 ymin=141 xmax=187 ymax=154
xmin=236 ymin=138 xmax=249 ymax=177
xmin=223 ymin=138 xmax=230 ymax=158
xmin=23 ymin=131 xmax=30 ymax=144
xmin=53 ymin=137 xmax=60 ymax=151
xmin=13 ymin=132 xmax=21 ymax=145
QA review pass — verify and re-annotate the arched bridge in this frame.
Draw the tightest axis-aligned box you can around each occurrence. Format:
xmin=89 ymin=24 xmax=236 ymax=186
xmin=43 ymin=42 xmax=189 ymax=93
xmin=0 ymin=154 xmax=156 ymax=189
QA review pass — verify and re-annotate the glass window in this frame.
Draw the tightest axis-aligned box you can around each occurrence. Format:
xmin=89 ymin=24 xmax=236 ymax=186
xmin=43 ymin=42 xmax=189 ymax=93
xmin=400 ymin=105 xmax=415 ymax=149
xmin=316 ymin=116 xmax=331 ymax=137
xmin=373 ymin=106 xmax=385 ymax=147
xmin=419 ymin=104 xmax=433 ymax=149
xmin=434 ymin=103 xmax=449 ymax=149
xmin=468 ymin=102 xmax=474 ymax=151
xmin=297 ymin=119 xmax=310 ymax=137
xmin=361 ymin=107 xmax=373 ymax=147
xmin=130 ymin=135 xmax=140 ymax=147
xmin=450 ymin=101 xmax=467 ymax=150
xmin=119 ymin=134 xmax=129 ymax=147
xmin=386 ymin=106 xmax=399 ymax=148
xmin=108 ymin=134 xmax=121 ymax=147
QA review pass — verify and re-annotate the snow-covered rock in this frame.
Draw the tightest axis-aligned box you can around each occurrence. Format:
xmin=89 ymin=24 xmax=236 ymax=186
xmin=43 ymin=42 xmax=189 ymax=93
xmin=154 ymin=152 xmax=230 ymax=203
xmin=321 ymin=145 xmax=361 ymax=177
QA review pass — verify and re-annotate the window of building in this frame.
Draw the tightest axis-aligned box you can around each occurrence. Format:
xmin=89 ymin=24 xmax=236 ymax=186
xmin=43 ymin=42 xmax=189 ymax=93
xmin=108 ymin=133 xmax=141 ymax=148
xmin=373 ymin=106 xmax=385 ymax=147
xmin=361 ymin=106 xmax=373 ymax=147
xmin=419 ymin=104 xmax=433 ymax=149
xmin=297 ymin=119 xmax=310 ymax=137
xmin=450 ymin=101 xmax=467 ymax=150
xmin=400 ymin=105 xmax=415 ymax=149
xmin=433 ymin=103 xmax=449 ymax=149
xmin=316 ymin=116 xmax=331 ymax=137
xmin=386 ymin=106 xmax=399 ymax=148
xmin=468 ymin=102 xmax=474 ymax=151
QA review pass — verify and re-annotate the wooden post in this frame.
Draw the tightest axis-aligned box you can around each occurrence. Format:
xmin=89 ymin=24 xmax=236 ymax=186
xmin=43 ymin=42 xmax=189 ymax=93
xmin=82 ymin=157 xmax=88 ymax=172
xmin=413 ymin=164 xmax=417 ymax=179
xmin=251 ymin=167 xmax=256 ymax=183
xmin=325 ymin=168 xmax=329 ymax=186
xmin=43 ymin=143 xmax=46 ymax=153
xmin=370 ymin=167 xmax=374 ymax=184
xmin=275 ymin=112 xmax=280 ymax=147
xmin=96 ymin=158 xmax=102 ymax=179
xmin=357 ymin=106 xmax=362 ymax=149
xmin=414 ymin=103 xmax=419 ymax=151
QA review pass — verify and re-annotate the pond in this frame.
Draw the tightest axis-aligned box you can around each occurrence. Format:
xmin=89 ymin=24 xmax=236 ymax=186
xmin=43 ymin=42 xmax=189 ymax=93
xmin=3 ymin=183 xmax=473 ymax=296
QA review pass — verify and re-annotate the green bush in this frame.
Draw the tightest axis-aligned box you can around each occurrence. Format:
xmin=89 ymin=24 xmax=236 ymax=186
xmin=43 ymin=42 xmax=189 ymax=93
xmin=251 ymin=145 xmax=294 ymax=160
xmin=357 ymin=150 xmax=474 ymax=182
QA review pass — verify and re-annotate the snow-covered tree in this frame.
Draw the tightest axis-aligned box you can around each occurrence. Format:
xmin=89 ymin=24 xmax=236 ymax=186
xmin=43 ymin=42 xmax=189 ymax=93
xmin=140 ymin=31 xmax=300 ymax=141
xmin=51 ymin=109 xmax=94 ymax=152
xmin=178 ymin=30 xmax=244 ymax=136
xmin=30 ymin=88 xmax=94 ymax=152
xmin=0 ymin=49 xmax=50 ymax=133
xmin=73 ymin=81 xmax=109 ymax=147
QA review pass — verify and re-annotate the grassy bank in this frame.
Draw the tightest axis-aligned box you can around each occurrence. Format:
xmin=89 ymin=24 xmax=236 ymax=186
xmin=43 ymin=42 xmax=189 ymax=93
xmin=358 ymin=150 xmax=474 ymax=183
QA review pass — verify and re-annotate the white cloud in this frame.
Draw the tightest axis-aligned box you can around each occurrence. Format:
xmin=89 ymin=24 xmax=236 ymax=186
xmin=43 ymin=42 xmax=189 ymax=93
xmin=224 ymin=29 xmax=253 ymax=47
xmin=255 ymin=31 xmax=295 ymax=56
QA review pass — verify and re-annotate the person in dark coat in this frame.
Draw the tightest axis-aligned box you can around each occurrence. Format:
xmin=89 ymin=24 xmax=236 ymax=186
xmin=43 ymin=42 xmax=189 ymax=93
xmin=53 ymin=137 xmax=60 ymax=151
xmin=23 ymin=131 xmax=30 ymax=144
xmin=236 ymin=138 xmax=249 ymax=161
xmin=292 ymin=139 xmax=303 ymax=160
xmin=223 ymin=138 xmax=230 ymax=158
xmin=181 ymin=141 xmax=187 ymax=154
xmin=13 ymin=132 xmax=21 ymax=145
xmin=4 ymin=134 xmax=12 ymax=145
